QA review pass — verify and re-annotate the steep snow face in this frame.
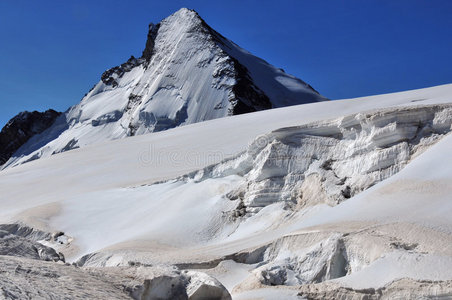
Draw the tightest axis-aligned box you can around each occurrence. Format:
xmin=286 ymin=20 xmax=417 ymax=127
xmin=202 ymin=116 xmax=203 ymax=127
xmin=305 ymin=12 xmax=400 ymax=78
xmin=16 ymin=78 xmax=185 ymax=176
xmin=186 ymin=104 xmax=452 ymax=215
xmin=3 ymin=8 xmax=325 ymax=169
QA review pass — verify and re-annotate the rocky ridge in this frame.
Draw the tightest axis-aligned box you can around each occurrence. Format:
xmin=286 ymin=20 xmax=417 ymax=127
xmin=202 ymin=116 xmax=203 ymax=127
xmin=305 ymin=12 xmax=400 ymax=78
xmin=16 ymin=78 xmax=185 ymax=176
xmin=0 ymin=109 xmax=61 ymax=166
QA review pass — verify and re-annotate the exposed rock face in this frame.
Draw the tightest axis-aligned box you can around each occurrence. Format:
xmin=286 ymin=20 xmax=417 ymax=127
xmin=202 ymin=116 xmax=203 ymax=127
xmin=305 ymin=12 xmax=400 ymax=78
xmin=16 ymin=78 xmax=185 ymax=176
xmin=101 ymin=56 xmax=144 ymax=88
xmin=228 ymin=56 xmax=272 ymax=115
xmin=142 ymin=23 xmax=160 ymax=61
xmin=0 ymin=109 xmax=61 ymax=165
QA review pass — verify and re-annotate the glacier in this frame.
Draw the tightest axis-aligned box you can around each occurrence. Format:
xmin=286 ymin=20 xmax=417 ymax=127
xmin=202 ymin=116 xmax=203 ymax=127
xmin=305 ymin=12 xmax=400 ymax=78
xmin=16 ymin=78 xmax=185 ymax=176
xmin=1 ymin=7 xmax=452 ymax=299
xmin=1 ymin=83 xmax=452 ymax=298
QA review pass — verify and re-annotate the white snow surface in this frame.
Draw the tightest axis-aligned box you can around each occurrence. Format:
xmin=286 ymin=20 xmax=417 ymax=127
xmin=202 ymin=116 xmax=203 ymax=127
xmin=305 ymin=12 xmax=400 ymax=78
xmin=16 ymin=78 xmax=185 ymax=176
xmin=1 ymin=83 xmax=452 ymax=296
xmin=3 ymin=8 xmax=324 ymax=169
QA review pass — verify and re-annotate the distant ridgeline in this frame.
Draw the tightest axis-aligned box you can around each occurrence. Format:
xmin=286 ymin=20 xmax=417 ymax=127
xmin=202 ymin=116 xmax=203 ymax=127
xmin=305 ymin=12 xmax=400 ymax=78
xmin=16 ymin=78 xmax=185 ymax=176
xmin=0 ymin=110 xmax=61 ymax=166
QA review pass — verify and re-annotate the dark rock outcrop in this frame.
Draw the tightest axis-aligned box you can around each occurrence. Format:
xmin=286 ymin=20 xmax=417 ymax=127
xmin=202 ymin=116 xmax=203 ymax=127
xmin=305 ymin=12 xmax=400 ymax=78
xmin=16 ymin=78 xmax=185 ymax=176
xmin=142 ymin=23 xmax=160 ymax=61
xmin=0 ymin=109 xmax=61 ymax=166
xmin=101 ymin=22 xmax=159 ymax=87
xmin=228 ymin=56 xmax=272 ymax=115
xmin=101 ymin=56 xmax=144 ymax=87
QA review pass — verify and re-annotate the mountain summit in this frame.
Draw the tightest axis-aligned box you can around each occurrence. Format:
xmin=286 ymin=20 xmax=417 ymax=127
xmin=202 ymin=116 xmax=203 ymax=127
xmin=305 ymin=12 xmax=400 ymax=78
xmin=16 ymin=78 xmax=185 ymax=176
xmin=2 ymin=8 xmax=326 ymax=168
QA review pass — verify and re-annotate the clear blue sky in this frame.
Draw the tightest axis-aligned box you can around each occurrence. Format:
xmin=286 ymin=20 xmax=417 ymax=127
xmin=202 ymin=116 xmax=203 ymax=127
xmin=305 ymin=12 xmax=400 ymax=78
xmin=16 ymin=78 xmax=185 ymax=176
xmin=1 ymin=0 xmax=452 ymax=126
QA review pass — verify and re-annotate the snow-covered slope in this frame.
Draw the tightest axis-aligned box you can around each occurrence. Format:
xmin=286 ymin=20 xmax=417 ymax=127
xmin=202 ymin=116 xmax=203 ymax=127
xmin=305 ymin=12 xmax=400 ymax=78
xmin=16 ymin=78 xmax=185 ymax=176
xmin=0 ymin=84 xmax=452 ymax=298
xmin=3 ymin=8 xmax=325 ymax=169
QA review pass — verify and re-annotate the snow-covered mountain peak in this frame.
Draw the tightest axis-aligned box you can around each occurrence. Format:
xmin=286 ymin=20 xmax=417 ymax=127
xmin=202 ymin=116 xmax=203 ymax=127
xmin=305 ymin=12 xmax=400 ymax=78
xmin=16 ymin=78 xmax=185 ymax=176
xmin=141 ymin=8 xmax=202 ymax=60
xmin=2 ymin=8 xmax=326 ymax=169
xmin=160 ymin=7 xmax=202 ymax=29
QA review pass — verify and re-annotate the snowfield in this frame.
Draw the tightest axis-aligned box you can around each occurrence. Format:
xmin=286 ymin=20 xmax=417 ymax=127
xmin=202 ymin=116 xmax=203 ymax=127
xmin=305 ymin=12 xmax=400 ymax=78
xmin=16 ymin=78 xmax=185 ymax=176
xmin=1 ymin=83 xmax=452 ymax=298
